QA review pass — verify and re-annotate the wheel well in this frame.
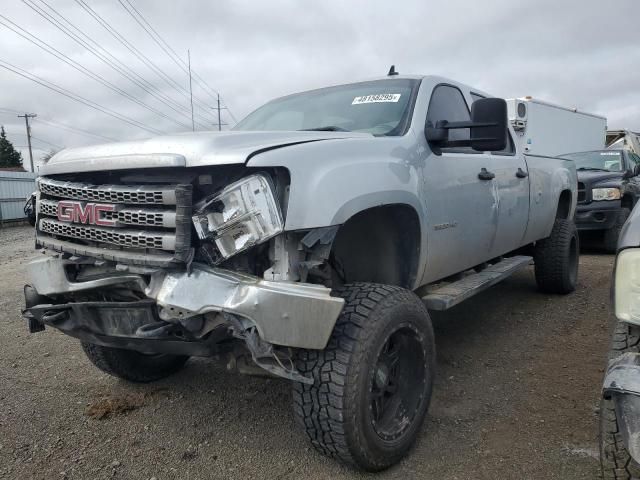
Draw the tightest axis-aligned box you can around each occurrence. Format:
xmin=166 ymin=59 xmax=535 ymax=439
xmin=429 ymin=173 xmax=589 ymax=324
xmin=330 ymin=205 xmax=420 ymax=289
xmin=556 ymin=190 xmax=572 ymax=219
xmin=622 ymin=194 xmax=634 ymax=210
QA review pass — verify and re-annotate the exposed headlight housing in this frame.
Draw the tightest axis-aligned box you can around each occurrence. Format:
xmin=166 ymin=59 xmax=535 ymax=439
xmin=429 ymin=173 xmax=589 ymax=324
xmin=192 ymin=174 xmax=284 ymax=261
xmin=592 ymin=187 xmax=621 ymax=201
xmin=615 ymin=248 xmax=640 ymax=325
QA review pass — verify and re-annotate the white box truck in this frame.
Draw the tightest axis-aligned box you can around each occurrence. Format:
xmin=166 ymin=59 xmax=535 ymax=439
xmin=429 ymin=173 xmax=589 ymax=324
xmin=506 ymin=97 xmax=606 ymax=156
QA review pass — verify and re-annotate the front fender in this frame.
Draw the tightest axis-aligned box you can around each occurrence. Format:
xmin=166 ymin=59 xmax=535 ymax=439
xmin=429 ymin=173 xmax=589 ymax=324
xmin=603 ymin=352 xmax=640 ymax=463
xmin=247 ymin=136 xmax=429 ymax=283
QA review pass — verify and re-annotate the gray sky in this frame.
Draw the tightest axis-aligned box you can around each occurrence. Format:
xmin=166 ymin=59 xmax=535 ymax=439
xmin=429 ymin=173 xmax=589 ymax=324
xmin=0 ymin=0 xmax=638 ymax=171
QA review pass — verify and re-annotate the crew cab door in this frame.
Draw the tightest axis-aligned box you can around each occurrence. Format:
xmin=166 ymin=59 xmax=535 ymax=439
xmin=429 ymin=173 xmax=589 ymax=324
xmin=421 ymin=84 xmax=503 ymax=282
xmin=479 ymin=131 xmax=530 ymax=258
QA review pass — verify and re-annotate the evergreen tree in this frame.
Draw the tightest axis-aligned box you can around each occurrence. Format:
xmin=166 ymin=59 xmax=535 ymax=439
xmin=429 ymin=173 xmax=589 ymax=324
xmin=0 ymin=126 xmax=23 ymax=168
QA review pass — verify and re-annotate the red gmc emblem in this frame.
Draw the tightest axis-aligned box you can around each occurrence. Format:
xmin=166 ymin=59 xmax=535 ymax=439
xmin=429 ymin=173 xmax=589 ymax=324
xmin=57 ymin=200 xmax=116 ymax=227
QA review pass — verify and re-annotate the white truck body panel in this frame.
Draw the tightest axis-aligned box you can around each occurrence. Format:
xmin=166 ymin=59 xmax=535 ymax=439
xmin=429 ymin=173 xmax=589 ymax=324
xmin=507 ymin=97 xmax=606 ymax=157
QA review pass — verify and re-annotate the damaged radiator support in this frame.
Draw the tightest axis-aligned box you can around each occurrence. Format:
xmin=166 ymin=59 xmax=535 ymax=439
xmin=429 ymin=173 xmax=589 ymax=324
xmin=226 ymin=314 xmax=313 ymax=384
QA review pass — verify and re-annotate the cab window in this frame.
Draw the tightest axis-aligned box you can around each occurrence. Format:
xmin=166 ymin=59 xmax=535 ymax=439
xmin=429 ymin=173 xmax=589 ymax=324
xmin=426 ymin=85 xmax=472 ymax=153
xmin=427 ymin=85 xmax=514 ymax=155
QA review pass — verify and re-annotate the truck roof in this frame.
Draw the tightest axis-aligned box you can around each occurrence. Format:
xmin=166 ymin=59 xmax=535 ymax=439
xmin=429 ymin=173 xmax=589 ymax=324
xmin=308 ymin=74 xmax=493 ymax=99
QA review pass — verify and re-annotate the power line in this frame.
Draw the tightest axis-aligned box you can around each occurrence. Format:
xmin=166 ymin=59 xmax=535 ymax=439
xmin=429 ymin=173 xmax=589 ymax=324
xmin=117 ymin=0 xmax=218 ymax=98
xmin=8 ymin=132 xmax=63 ymax=149
xmin=32 ymin=136 xmax=62 ymax=149
xmin=222 ymin=103 xmax=238 ymax=124
xmin=118 ymin=0 xmax=239 ymax=125
xmin=35 ymin=118 xmax=117 ymax=142
xmin=0 ymin=13 xmax=193 ymax=130
xmin=0 ymin=59 xmax=164 ymax=135
xmin=1 ymin=107 xmax=118 ymax=142
xmin=15 ymin=145 xmax=49 ymax=150
xmin=74 ymin=0 xmax=217 ymax=125
xmin=22 ymin=0 xmax=210 ymax=129
xmin=26 ymin=0 xmax=205 ymax=125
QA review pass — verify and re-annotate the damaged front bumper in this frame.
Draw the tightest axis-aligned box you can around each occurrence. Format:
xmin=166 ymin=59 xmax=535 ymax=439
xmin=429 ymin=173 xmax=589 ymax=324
xmin=23 ymin=255 xmax=344 ymax=352
xmin=603 ymin=352 xmax=640 ymax=463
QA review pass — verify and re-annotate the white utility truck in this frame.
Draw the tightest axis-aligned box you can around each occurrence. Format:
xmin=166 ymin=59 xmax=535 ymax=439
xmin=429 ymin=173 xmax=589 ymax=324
xmin=507 ymin=97 xmax=607 ymax=157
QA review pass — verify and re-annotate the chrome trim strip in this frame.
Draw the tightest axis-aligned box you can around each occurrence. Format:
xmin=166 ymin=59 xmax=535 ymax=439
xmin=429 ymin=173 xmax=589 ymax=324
xmin=38 ymin=177 xmax=177 ymax=205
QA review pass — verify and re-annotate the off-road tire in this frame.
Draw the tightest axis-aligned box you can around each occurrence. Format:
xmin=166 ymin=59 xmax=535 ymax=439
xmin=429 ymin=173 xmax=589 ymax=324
xmin=81 ymin=342 xmax=189 ymax=383
xmin=534 ymin=218 xmax=579 ymax=294
xmin=604 ymin=207 xmax=631 ymax=253
xmin=292 ymin=283 xmax=435 ymax=471
xmin=600 ymin=320 xmax=640 ymax=479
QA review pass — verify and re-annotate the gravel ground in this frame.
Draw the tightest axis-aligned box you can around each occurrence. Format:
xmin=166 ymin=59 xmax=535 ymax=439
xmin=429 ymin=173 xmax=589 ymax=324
xmin=0 ymin=225 xmax=613 ymax=479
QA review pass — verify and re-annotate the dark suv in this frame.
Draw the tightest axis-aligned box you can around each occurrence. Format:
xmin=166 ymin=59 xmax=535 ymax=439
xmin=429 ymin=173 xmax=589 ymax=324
xmin=560 ymin=149 xmax=640 ymax=251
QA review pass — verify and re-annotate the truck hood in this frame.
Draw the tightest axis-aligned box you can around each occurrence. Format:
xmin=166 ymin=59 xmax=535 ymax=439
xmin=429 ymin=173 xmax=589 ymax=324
xmin=41 ymin=130 xmax=371 ymax=176
xmin=576 ymin=170 xmax=623 ymax=184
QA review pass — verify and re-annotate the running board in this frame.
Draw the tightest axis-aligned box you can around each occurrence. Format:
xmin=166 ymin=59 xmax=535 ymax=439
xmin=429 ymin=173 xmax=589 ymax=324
xmin=422 ymin=256 xmax=533 ymax=311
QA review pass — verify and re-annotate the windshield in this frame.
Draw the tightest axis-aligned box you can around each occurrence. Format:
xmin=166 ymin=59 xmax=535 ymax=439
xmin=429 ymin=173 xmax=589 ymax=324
xmin=234 ymin=79 xmax=419 ymax=136
xmin=560 ymin=150 xmax=624 ymax=172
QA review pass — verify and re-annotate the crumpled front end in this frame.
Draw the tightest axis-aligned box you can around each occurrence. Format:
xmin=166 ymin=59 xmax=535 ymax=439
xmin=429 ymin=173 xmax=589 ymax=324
xmin=23 ymin=164 xmax=344 ymax=382
xmin=24 ymin=255 xmax=343 ymax=351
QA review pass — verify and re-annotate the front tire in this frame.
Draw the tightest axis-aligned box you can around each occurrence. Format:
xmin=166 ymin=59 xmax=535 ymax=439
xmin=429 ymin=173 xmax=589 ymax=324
xmin=603 ymin=207 xmax=630 ymax=253
xmin=534 ymin=218 xmax=579 ymax=294
xmin=292 ymin=283 xmax=435 ymax=471
xmin=600 ymin=320 xmax=640 ymax=479
xmin=82 ymin=342 xmax=189 ymax=383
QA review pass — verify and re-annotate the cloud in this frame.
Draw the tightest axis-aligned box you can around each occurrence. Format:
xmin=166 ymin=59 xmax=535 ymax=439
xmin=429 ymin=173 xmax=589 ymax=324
xmin=0 ymin=0 xmax=637 ymax=170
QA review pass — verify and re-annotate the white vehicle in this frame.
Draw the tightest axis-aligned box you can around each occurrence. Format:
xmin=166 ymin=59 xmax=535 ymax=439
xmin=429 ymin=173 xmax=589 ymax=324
xmin=607 ymin=129 xmax=640 ymax=156
xmin=506 ymin=97 xmax=606 ymax=157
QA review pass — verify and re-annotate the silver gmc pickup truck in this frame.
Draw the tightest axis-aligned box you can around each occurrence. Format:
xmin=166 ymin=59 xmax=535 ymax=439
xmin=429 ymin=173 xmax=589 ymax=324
xmin=23 ymin=73 xmax=578 ymax=471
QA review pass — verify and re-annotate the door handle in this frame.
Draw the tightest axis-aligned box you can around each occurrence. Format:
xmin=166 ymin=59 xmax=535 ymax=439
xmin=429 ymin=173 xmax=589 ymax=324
xmin=516 ymin=168 xmax=528 ymax=178
xmin=478 ymin=168 xmax=495 ymax=181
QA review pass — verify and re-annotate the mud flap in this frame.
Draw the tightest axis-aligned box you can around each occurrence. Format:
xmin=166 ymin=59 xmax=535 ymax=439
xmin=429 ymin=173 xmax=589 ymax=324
xmin=603 ymin=352 xmax=640 ymax=463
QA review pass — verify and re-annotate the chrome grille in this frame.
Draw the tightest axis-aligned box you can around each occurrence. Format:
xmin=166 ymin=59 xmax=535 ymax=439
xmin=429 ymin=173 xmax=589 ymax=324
xmin=38 ymin=199 xmax=176 ymax=228
xmin=36 ymin=176 xmax=192 ymax=266
xmin=39 ymin=218 xmax=174 ymax=250
xmin=38 ymin=177 xmax=176 ymax=205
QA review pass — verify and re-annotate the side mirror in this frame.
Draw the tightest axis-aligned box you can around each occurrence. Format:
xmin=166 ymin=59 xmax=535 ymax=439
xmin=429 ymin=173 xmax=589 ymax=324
xmin=425 ymin=97 xmax=508 ymax=152
xmin=623 ymin=165 xmax=640 ymax=179
xmin=470 ymin=98 xmax=507 ymax=152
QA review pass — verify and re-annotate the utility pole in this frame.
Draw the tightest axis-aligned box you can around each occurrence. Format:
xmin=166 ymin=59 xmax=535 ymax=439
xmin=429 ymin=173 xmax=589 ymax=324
xmin=217 ymin=94 xmax=221 ymax=131
xmin=212 ymin=95 xmax=228 ymax=131
xmin=187 ymin=50 xmax=195 ymax=131
xmin=17 ymin=113 xmax=37 ymax=172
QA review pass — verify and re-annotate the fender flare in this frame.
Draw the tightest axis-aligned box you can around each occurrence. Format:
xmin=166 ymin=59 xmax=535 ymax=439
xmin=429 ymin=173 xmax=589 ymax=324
xmin=603 ymin=352 xmax=640 ymax=463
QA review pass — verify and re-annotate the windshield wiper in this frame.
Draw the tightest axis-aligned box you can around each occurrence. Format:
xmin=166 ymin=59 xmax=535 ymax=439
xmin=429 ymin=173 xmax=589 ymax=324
xmin=300 ymin=126 xmax=350 ymax=132
xmin=577 ymin=167 xmax=609 ymax=171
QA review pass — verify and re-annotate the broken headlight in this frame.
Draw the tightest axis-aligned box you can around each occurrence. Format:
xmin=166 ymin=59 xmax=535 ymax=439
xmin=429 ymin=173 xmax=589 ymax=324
xmin=615 ymin=248 xmax=640 ymax=325
xmin=192 ymin=174 xmax=284 ymax=260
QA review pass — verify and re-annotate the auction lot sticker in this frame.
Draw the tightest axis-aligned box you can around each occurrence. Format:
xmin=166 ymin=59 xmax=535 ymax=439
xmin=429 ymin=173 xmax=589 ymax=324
xmin=352 ymin=94 xmax=401 ymax=105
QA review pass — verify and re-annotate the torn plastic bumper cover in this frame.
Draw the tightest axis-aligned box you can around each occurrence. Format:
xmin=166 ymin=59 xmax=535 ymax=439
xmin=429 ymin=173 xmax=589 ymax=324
xmin=603 ymin=352 xmax=640 ymax=463
xmin=23 ymin=255 xmax=345 ymax=351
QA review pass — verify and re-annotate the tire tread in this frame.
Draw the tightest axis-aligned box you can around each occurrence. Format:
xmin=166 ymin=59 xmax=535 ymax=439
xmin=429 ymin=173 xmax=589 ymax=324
xmin=534 ymin=218 xmax=578 ymax=294
xmin=82 ymin=342 xmax=188 ymax=383
xmin=600 ymin=321 xmax=640 ymax=479
xmin=292 ymin=283 xmax=433 ymax=471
